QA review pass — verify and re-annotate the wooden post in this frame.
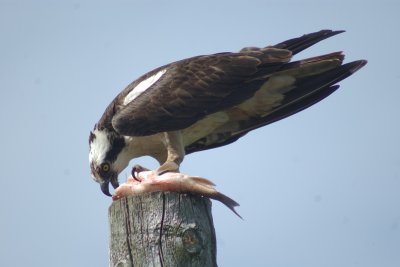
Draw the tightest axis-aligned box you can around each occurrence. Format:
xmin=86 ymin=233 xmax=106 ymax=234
xmin=108 ymin=191 xmax=217 ymax=267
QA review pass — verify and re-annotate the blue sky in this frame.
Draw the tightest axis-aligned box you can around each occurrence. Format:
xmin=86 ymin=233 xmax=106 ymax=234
xmin=1 ymin=1 xmax=399 ymax=266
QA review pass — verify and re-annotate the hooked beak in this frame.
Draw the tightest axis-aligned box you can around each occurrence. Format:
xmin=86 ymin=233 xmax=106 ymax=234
xmin=100 ymin=181 xmax=112 ymax=197
xmin=100 ymin=175 xmax=120 ymax=197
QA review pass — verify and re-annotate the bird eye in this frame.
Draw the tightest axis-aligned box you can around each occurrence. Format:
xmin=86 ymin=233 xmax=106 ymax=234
xmin=101 ymin=162 xmax=110 ymax=173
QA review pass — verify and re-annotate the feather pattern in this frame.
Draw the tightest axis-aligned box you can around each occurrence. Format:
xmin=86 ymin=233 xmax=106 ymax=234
xmin=96 ymin=30 xmax=366 ymax=155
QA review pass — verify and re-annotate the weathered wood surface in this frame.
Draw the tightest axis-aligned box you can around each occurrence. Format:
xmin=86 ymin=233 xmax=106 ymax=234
xmin=109 ymin=192 xmax=217 ymax=267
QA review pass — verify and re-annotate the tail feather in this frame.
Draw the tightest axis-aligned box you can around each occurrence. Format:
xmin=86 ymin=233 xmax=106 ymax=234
xmin=185 ymin=30 xmax=367 ymax=155
xmin=236 ymin=60 xmax=367 ymax=134
xmin=281 ymin=51 xmax=345 ymax=72
xmin=280 ymin=60 xmax=367 ymax=109
xmin=248 ymin=85 xmax=340 ymax=129
xmin=272 ymin=30 xmax=344 ymax=55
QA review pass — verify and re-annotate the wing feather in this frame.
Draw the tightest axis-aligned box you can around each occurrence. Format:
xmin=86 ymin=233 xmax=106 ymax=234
xmin=108 ymin=29 xmax=365 ymax=143
xmin=112 ymin=49 xmax=291 ymax=136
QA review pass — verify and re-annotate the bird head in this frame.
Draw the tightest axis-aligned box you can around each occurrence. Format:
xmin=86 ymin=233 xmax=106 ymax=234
xmin=89 ymin=126 xmax=129 ymax=196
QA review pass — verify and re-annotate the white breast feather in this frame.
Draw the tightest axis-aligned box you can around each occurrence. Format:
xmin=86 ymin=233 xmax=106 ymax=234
xmin=123 ymin=68 xmax=167 ymax=105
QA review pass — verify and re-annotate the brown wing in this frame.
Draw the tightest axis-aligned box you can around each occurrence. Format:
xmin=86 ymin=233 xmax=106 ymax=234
xmin=185 ymin=59 xmax=366 ymax=154
xmin=111 ymin=30 xmax=353 ymax=137
xmin=112 ymin=48 xmax=291 ymax=136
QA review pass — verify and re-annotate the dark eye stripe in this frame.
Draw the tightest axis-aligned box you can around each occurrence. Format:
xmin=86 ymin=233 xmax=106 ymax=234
xmin=105 ymin=136 xmax=125 ymax=163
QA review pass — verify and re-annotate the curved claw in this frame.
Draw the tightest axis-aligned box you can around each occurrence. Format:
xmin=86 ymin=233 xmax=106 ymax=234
xmin=131 ymin=164 xmax=149 ymax=181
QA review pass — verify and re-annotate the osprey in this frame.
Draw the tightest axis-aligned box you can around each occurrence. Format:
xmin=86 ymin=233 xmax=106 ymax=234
xmin=89 ymin=30 xmax=366 ymax=196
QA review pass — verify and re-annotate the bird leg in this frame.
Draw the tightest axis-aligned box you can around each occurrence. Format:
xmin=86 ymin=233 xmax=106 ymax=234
xmin=156 ymin=131 xmax=185 ymax=175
